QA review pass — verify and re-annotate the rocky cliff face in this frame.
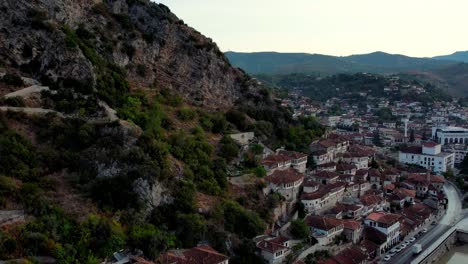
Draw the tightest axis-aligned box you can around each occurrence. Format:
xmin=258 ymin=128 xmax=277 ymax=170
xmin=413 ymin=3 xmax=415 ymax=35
xmin=0 ymin=0 xmax=251 ymax=110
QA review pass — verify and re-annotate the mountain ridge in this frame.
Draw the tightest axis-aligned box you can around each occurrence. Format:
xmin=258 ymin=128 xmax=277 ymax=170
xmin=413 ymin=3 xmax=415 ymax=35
xmin=225 ymin=51 xmax=457 ymax=75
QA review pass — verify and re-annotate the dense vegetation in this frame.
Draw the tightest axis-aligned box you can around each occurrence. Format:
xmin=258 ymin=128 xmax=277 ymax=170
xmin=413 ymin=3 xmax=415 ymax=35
xmin=0 ymin=2 xmax=328 ymax=263
xmin=257 ymin=73 xmax=452 ymax=103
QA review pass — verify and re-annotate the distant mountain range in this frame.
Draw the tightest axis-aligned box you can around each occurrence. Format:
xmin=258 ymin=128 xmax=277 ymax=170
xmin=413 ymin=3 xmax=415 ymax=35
xmin=225 ymin=51 xmax=468 ymax=75
xmin=433 ymin=51 xmax=468 ymax=62
xmin=225 ymin=51 xmax=468 ymax=96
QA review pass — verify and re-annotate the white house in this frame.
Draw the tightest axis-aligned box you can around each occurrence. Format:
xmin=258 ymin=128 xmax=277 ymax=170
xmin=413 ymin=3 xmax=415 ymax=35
xmin=364 ymin=212 xmax=400 ymax=251
xmin=256 ymin=236 xmax=291 ymax=264
xmin=263 ymin=168 xmax=304 ymax=201
xmin=432 ymin=126 xmax=468 ymax=145
xmin=398 ymin=142 xmax=455 ymax=173
xmin=305 ymin=215 xmax=344 ymax=245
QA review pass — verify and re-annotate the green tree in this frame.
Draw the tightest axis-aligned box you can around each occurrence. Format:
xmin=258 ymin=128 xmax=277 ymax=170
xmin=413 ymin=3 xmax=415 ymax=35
xmin=219 ymin=136 xmax=240 ymax=162
xmin=128 ymin=224 xmax=176 ymax=259
xmin=176 ymin=213 xmax=207 ymax=247
xmin=372 ymin=131 xmax=383 ymax=147
xmin=290 ymin=219 xmax=309 ymax=239
xmin=460 ymin=155 xmax=468 ymax=175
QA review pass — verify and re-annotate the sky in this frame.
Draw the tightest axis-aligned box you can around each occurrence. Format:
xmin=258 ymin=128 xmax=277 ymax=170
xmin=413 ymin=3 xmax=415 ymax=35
xmin=155 ymin=0 xmax=468 ymax=58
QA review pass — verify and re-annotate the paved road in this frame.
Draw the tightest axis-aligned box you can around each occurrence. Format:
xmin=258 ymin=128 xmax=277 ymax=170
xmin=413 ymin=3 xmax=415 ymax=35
xmin=386 ymin=183 xmax=462 ymax=264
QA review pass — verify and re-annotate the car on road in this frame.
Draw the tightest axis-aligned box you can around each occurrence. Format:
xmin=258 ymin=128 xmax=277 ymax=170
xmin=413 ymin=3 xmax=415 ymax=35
xmin=395 ymin=246 xmax=402 ymax=252
xmin=403 ymin=241 xmax=410 ymax=245
xmin=389 ymin=252 xmax=396 ymax=257
xmin=401 ymin=243 xmax=407 ymax=249
xmin=384 ymin=255 xmax=391 ymax=261
xmin=431 ymin=221 xmax=437 ymax=225
xmin=409 ymin=237 xmax=416 ymax=242
xmin=422 ymin=228 xmax=428 ymax=233
xmin=390 ymin=249 xmax=397 ymax=254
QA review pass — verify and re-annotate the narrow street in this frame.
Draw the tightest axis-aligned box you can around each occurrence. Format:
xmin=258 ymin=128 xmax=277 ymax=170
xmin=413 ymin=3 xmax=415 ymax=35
xmin=386 ymin=183 xmax=462 ymax=264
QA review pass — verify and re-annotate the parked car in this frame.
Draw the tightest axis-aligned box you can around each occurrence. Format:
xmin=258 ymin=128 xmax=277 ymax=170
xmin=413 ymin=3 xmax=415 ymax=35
xmin=422 ymin=228 xmax=428 ymax=233
xmin=404 ymin=241 xmax=411 ymax=246
xmin=401 ymin=244 xmax=407 ymax=249
xmin=384 ymin=255 xmax=392 ymax=261
xmin=409 ymin=237 xmax=416 ymax=242
xmin=431 ymin=221 xmax=437 ymax=225
xmin=390 ymin=249 xmax=397 ymax=254
xmin=396 ymin=246 xmax=402 ymax=252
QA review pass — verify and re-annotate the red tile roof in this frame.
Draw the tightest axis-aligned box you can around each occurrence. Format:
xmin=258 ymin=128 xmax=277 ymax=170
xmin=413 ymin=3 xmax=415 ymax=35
xmin=333 ymin=247 xmax=367 ymax=264
xmin=305 ymin=215 xmax=343 ymax=231
xmin=313 ymin=170 xmax=339 ymax=179
xmin=422 ymin=142 xmax=439 ymax=148
xmin=366 ymin=212 xmax=401 ymax=225
xmin=265 ymin=168 xmax=304 ymax=185
xmin=342 ymin=219 xmax=361 ymax=231
xmin=359 ymin=194 xmax=384 ymax=206
xmin=278 ymin=150 xmax=308 ymax=159
xmin=159 ymin=245 xmax=228 ymax=264
xmin=256 ymin=236 xmax=289 ymax=253
xmin=261 ymin=154 xmax=292 ymax=166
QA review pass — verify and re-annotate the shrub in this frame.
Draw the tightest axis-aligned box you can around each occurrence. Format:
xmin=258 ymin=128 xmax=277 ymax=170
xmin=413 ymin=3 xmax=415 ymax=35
xmin=290 ymin=219 xmax=309 ymax=239
xmin=177 ymin=107 xmax=196 ymax=121
xmin=1 ymin=73 xmax=24 ymax=87
xmin=128 ymin=224 xmax=175 ymax=259
xmin=4 ymin=96 xmax=25 ymax=107
xmin=219 ymin=136 xmax=240 ymax=162
xmin=221 ymin=200 xmax=266 ymax=238
xmin=252 ymin=166 xmax=266 ymax=178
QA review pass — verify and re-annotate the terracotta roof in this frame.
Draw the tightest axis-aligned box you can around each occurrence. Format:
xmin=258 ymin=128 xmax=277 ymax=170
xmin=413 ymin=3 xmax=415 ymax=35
xmin=355 ymin=169 xmax=368 ymax=176
xmin=305 ymin=215 xmax=343 ymax=231
xmin=318 ymin=162 xmax=337 ymax=168
xmin=336 ymin=163 xmax=356 ymax=171
xmin=407 ymin=174 xmax=445 ymax=184
xmin=319 ymin=139 xmax=338 ymax=148
xmin=366 ymin=212 xmax=401 ymax=225
xmin=313 ymin=170 xmax=339 ymax=179
xmin=159 ymin=246 xmax=228 ymax=264
xmin=256 ymin=236 xmax=289 ymax=253
xmin=423 ymin=142 xmax=439 ymax=148
xmin=368 ymin=169 xmax=381 ymax=177
xmin=261 ymin=154 xmax=292 ymax=166
xmin=359 ymin=194 xmax=384 ymax=206
xmin=359 ymin=239 xmax=379 ymax=254
xmin=301 ymin=188 xmax=328 ymax=200
xmin=394 ymin=188 xmax=416 ymax=198
xmin=278 ymin=150 xmax=308 ymax=159
xmin=333 ymin=247 xmax=367 ymax=264
xmin=342 ymin=219 xmax=361 ymax=231
xmin=400 ymin=146 xmax=422 ymax=154
xmin=265 ymin=168 xmax=304 ymax=185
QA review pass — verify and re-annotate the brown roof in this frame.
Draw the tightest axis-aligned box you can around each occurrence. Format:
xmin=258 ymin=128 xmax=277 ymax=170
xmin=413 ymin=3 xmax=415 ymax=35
xmin=265 ymin=168 xmax=304 ymax=185
xmin=359 ymin=194 xmax=384 ymax=206
xmin=313 ymin=170 xmax=339 ymax=179
xmin=256 ymin=236 xmax=289 ymax=253
xmin=159 ymin=245 xmax=228 ymax=264
xmin=261 ymin=154 xmax=292 ymax=166
xmin=342 ymin=219 xmax=361 ymax=231
xmin=422 ymin=142 xmax=439 ymax=148
xmin=278 ymin=150 xmax=308 ymax=159
xmin=362 ymin=227 xmax=386 ymax=245
xmin=400 ymin=146 xmax=422 ymax=154
xmin=366 ymin=212 xmax=401 ymax=225
xmin=333 ymin=247 xmax=367 ymax=264
xmin=368 ymin=169 xmax=381 ymax=177
xmin=319 ymin=139 xmax=338 ymax=148
xmin=305 ymin=215 xmax=343 ymax=231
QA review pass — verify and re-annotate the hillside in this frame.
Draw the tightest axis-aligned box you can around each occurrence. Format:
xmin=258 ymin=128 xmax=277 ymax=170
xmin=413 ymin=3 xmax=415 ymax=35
xmin=433 ymin=51 xmax=468 ymax=63
xmin=257 ymin=73 xmax=451 ymax=103
xmin=225 ymin=51 xmax=455 ymax=75
xmin=0 ymin=0 xmax=325 ymax=263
